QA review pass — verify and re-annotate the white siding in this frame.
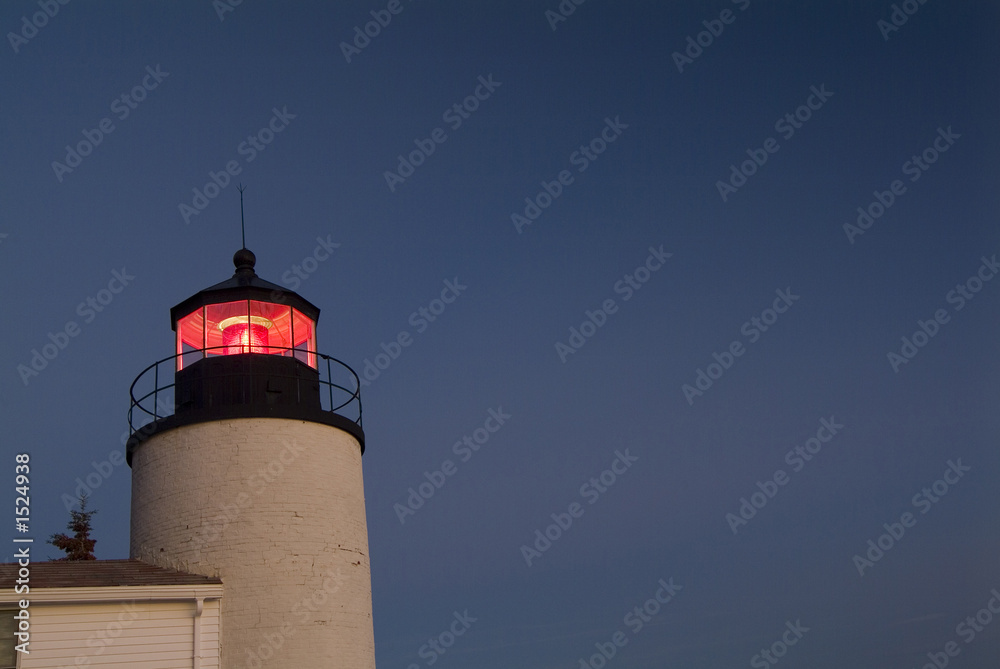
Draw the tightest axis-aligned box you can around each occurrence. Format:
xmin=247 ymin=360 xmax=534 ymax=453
xmin=20 ymin=598 xmax=220 ymax=669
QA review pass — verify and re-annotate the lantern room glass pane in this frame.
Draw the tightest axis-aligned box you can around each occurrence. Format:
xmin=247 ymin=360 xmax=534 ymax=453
xmin=176 ymin=306 xmax=205 ymax=370
xmin=205 ymin=300 xmax=253 ymax=355
xmin=251 ymin=300 xmax=292 ymax=355
xmin=292 ymin=308 xmax=317 ymax=368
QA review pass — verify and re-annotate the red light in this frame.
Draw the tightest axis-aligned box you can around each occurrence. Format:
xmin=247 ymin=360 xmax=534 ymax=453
xmin=220 ymin=317 xmax=271 ymax=355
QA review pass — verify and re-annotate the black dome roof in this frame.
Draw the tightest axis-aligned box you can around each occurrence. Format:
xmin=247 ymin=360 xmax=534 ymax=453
xmin=169 ymin=248 xmax=320 ymax=328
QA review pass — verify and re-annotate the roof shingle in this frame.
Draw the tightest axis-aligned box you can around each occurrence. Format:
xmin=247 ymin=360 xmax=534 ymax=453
xmin=0 ymin=559 xmax=221 ymax=589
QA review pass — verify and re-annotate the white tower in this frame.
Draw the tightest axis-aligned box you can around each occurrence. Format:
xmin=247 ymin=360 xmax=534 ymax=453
xmin=126 ymin=248 xmax=375 ymax=668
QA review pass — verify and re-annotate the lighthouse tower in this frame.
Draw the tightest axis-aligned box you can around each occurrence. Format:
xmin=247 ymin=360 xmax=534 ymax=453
xmin=126 ymin=248 xmax=374 ymax=668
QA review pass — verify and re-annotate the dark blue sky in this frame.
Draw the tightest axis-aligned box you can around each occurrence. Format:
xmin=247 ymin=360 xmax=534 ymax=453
xmin=3 ymin=1 xmax=999 ymax=667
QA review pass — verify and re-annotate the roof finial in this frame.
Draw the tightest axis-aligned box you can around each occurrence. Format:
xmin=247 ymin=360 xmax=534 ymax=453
xmin=233 ymin=184 xmax=255 ymax=274
xmin=237 ymin=183 xmax=247 ymax=249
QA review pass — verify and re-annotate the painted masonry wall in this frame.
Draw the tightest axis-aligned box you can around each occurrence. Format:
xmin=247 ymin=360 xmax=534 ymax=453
xmin=18 ymin=598 xmax=220 ymax=668
xmin=130 ymin=418 xmax=375 ymax=669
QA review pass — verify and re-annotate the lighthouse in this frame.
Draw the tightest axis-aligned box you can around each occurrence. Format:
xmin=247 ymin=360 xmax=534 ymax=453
xmin=125 ymin=247 xmax=375 ymax=668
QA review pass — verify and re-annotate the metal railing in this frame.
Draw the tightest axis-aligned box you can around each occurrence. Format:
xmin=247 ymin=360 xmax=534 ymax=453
xmin=127 ymin=346 xmax=362 ymax=437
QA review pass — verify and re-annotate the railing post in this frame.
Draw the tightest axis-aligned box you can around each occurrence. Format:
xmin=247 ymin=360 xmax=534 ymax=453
xmin=326 ymin=356 xmax=333 ymax=412
xmin=153 ymin=362 xmax=160 ymax=419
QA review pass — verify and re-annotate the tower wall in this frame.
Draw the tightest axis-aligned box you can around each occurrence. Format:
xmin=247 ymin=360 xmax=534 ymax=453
xmin=129 ymin=418 xmax=375 ymax=669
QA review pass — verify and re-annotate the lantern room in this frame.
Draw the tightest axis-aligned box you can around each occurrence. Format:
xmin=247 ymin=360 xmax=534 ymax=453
xmin=174 ymin=299 xmax=317 ymax=369
xmin=125 ymin=246 xmax=365 ymax=464
xmin=170 ymin=248 xmax=319 ymax=369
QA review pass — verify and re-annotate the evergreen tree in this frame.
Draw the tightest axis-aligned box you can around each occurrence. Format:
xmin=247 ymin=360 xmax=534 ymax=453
xmin=48 ymin=494 xmax=97 ymax=560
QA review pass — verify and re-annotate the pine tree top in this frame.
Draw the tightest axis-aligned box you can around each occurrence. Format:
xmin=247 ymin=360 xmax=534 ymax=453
xmin=48 ymin=494 xmax=97 ymax=561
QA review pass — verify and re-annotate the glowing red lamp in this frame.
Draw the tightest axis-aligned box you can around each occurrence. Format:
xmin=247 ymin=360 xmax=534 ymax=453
xmin=220 ymin=316 xmax=272 ymax=355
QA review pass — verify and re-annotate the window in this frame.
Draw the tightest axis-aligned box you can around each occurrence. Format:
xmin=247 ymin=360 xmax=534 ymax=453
xmin=0 ymin=609 xmax=19 ymax=669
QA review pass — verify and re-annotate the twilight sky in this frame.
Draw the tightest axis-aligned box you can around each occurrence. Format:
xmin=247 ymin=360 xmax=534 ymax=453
xmin=2 ymin=1 xmax=1000 ymax=667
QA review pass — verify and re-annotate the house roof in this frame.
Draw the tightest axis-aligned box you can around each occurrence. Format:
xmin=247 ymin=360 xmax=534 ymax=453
xmin=0 ymin=559 xmax=221 ymax=589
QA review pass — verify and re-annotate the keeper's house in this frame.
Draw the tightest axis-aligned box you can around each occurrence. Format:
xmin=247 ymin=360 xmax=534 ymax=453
xmin=1 ymin=559 xmax=223 ymax=668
